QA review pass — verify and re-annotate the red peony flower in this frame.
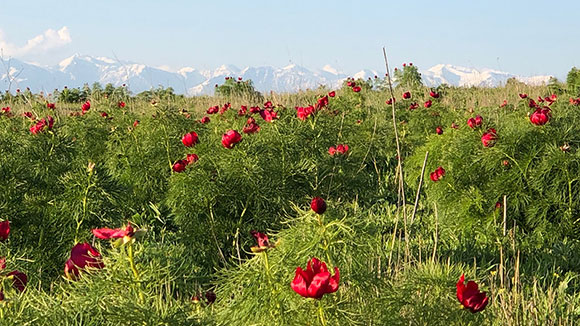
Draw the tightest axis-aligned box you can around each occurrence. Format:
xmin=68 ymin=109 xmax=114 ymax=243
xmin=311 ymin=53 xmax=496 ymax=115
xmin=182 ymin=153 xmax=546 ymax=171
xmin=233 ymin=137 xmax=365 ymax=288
xmin=402 ymin=91 xmax=411 ymax=99
xmin=352 ymin=86 xmax=361 ymax=93
xmin=117 ymin=101 xmax=126 ymax=108
xmin=250 ymin=106 xmax=261 ymax=114
xmin=296 ymin=106 xmax=315 ymax=121
xmin=328 ymin=91 xmax=336 ymax=97
xmin=133 ymin=120 xmax=140 ymax=128
xmin=409 ymin=102 xmax=419 ymax=110
xmin=264 ymin=101 xmax=274 ymax=109
xmin=316 ymin=96 xmax=329 ymax=109
xmin=7 ymin=270 xmax=27 ymax=293
xmin=182 ymin=131 xmax=199 ymax=147
xmin=519 ymin=93 xmax=528 ymax=99
xmin=424 ymin=100 xmax=432 ymax=108
xmin=530 ymin=107 xmax=550 ymax=126
xmin=436 ymin=126 xmax=443 ymax=135
xmin=310 ymin=197 xmax=327 ymax=214
xmin=172 ymin=160 xmax=188 ymax=173
xmin=221 ymin=130 xmax=242 ymax=149
xmin=23 ymin=112 xmax=34 ymax=120
xmin=0 ymin=221 xmax=9 ymax=241
xmin=451 ymin=122 xmax=459 ymax=129
xmin=238 ymin=105 xmax=248 ymax=116
xmin=200 ymin=116 xmax=210 ymax=124
xmin=81 ymin=101 xmax=91 ymax=113
xmin=430 ymin=166 xmax=445 ymax=182
xmin=249 ymin=230 xmax=277 ymax=253
xmin=92 ymin=223 xmax=134 ymax=240
xmin=64 ymin=242 xmax=104 ymax=280
xmin=46 ymin=102 xmax=56 ymax=109
xmin=500 ymin=100 xmax=507 ymax=107
xmin=474 ymin=115 xmax=483 ymax=126
xmin=386 ymin=98 xmax=396 ymax=105
xmin=429 ymin=90 xmax=440 ymax=98
xmin=206 ymin=106 xmax=219 ymax=114
xmin=243 ymin=117 xmax=260 ymax=134
xmin=259 ymin=109 xmax=278 ymax=122
xmin=456 ymin=274 xmax=489 ymax=313
xmin=328 ymin=144 xmax=349 ymax=156
xmin=481 ymin=128 xmax=497 ymax=147
xmin=291 ymin=257 xmax=339 ymax=299
xmin=187 ymin=154 xmax=199 ymax=165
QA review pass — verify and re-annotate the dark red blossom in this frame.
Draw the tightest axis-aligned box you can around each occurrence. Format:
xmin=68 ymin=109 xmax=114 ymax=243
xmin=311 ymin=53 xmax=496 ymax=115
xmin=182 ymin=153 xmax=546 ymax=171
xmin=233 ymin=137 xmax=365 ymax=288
xmin=200 ymin=116 xmax=210 ymax=124
xmin=291 ymin=257 xmax=339 ymax=299
xmin=117 ymin=101 xmax=126 ymax=108
xmin=296 ymin=106 xmax=315 ymax=121
xmin=328 ymin=144 xmax=349 ymax=156
xmin=64 ymin=242 xmax=104 ymax=280
xmin=92 ymin=223 xmax=134 ymax=240
xmin=206 ymin=106 xmax=219 ymax=114
xmin=81 ymin=101 xmax=91 ymax=113
xmin=243 ymin=117 xmax=260 ymax=134
xmin=310 ymin=197 xmax=327 ymax=214
xmin=481 ymin=128 xmax=497 ymax=147
xmin=46 ymin=102 xmax=56 ymax=109
xmin=7 ymin=270 xmax=27 ymax=293
xmin=402 ymin=91 xmax=411 ymax=99
xmin=519 ymin=93 xmax=528 ymax=99
xmin=386 ymin=98 xmax=395 ymax=105
xmin=222 ymin=130 xmax=242 ymax=149
xmin=172 ymin=160 xmax=188 ymax=173
xmin=424 ymin=100 xmax=432 ymax=108
xmin=328 ymin=91 xmax=336 ymax=97
xmin=352 ymin=86 xmax=361 ymax=93
xmin=436 ymin=126 xmax=443 ymax=135
xmin=430 ymin=166 xmax=446 ymax=182
xmin=429 ymin=90 xmax=440 ymax=98
xmin=238 ymin=105 xmax=248 ymax=116
xmin=530 ymin=107 xmax=551 ymax=126
xmin=182 ymin=131 xmax=199 ymax=147
xmin=0 ymin=221 xmax=9 ymax=241
xmin=409 ymin=102 xmax=419 ymax=110
xmin=187 ymin=154 xmax=199 ymax=165
xmin=456 ymin=274 xmax=489 ymax=313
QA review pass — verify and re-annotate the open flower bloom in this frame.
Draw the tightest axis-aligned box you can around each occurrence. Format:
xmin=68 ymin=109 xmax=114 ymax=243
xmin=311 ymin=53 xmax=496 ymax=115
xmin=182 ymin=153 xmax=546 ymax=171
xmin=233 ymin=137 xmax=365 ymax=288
xmin=456 ymin=274 xmax=489 ymax=313
xmin=429 ymin=91 xmax=440 ymax=98
xmin=519 ymin=93 xmax=528 ymax=99
xmin=93 ymin=223 xmax=143 ymax=247
xmin=296 ymin=106 xmax=315 ymax=121
xmin=481 ymin=128 xmax=497 ymax=147
xmin=530 ymin=107 xmax=551 ymax=126
xmin=222 ymin=130 xmax=242 ymax=149
xmin=186 ymin=154 xmax=199 ymax=165
xmin=250 ymin=230 xmax=277 ymax=253
xmin=402 ymin=91 xmax=411 ymax=99
xmin=424 ymin=100 xmax=432 ymax=108
xmin=430 ymin=166 xmax=446 ymax=182
xmin=64 ymin=242 xmax=104 ymax=280
xmin=328 ymin=144 xmax=349 ymax=156
xmin=182 ymin=131 xmax=199 ymax=147
xmin=328 ymin=91 xmax=336 ymax=97
xmin=0 ymin=221 xmax=9 ymax=241
xmin=172 ymin=159 xmax=188 ymax=172
xmin=352 ymin=86 xmax=361 ymax=93
xmin=259 ymin=108 xmax=278 ymax=122
xmin=291 ymin=257 xmax=339 ymax=299
xmin=7 ymin=270 xmax=27 ymax=293
xmin=243 ymin=117 xmax=260 ymax=134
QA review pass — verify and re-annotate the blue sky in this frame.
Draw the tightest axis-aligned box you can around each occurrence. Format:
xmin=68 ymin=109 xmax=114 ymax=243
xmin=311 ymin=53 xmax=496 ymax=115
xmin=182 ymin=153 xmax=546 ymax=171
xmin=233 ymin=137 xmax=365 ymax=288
xmin=0 ymin=0 xmax=578 ymax=78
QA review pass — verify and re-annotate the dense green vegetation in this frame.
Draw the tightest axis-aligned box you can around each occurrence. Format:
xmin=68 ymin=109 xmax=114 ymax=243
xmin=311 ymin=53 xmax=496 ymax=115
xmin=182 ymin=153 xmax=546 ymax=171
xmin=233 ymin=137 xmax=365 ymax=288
xmin=0 ymin=67 xmax=580 ymax=325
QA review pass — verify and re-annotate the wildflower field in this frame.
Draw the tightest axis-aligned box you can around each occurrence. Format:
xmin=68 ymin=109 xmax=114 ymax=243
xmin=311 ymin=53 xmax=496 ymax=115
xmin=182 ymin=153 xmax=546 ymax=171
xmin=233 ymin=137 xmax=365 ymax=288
xmin=1 ymin=65 xmax=580 ymax=325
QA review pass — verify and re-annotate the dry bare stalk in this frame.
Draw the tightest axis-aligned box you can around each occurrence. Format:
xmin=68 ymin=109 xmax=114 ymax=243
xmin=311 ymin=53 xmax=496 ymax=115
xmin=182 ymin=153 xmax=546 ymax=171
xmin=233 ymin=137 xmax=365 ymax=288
xmin=431 ymin=202 xmax=438 ymax=263
xmin=503 ymin=195 xmax=508 ymax=236
xmin=382 ymin=47 xmax=410 ymax=261
xmin=410 ymin=151 xmax=429 ymax=224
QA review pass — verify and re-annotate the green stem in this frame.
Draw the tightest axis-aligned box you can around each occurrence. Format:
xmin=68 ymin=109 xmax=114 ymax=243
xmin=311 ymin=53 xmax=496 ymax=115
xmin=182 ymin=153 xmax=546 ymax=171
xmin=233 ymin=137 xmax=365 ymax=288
xmin=127 ymin=242 xmax=140 ymax=280
xmin=317 ymin=300 xmax=327 ymax=326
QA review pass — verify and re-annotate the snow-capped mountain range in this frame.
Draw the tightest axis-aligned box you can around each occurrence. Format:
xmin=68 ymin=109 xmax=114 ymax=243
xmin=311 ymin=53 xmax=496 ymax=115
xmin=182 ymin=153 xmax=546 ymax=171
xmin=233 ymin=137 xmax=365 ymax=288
xmin=0 ymin=54 xmax=552 ymax=95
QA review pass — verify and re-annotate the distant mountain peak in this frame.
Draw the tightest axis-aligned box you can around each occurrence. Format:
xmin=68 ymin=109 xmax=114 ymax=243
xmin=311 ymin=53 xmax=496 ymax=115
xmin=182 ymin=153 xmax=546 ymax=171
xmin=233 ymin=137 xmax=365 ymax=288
xmin=1 ymin=55 xmax=552 ymax=95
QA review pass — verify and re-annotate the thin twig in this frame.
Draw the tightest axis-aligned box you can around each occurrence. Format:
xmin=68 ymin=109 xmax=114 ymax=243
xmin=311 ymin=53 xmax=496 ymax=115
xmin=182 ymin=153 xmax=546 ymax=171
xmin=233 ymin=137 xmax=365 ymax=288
xmin=383 ymin=47 xmax=409 ymax=259
xmin=410 ymin=151 xmax=429 ymax=224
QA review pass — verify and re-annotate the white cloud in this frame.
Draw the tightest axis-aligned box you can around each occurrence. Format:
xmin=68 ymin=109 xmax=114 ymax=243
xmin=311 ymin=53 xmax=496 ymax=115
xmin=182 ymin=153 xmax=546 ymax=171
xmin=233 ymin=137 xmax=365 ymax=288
xmin=0 ymin=26 xmax=72 ymax=57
